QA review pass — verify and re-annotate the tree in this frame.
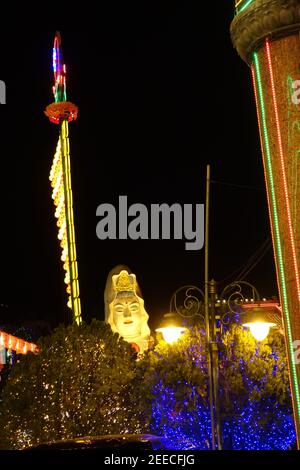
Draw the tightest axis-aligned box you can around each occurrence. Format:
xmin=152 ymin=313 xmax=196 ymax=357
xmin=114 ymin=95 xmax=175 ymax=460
xmin=0 ymin=320 xmax=144 ymax=449
xmin=141 ymin=324 xmax=296 ymax=450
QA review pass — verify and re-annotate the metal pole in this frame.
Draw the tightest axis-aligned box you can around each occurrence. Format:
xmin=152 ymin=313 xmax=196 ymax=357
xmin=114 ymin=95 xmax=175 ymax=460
xmin=205 ymin=164 xmax=210 ymax=338
xmin=205 ymin=165 xmax=216 ymax=449
xmin=209 ymin=279 xmax=222 ymax=449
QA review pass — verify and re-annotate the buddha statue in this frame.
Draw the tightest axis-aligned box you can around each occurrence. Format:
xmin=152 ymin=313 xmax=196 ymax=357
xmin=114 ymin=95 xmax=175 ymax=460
xmin=104 ymin=265 xmax=151 ymax=354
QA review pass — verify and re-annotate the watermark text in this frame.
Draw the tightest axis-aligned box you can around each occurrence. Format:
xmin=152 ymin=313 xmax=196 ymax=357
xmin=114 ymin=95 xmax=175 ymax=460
xmin=0 ymin=80 xmax=6 ymax=104
xmin=96 ymin=196 xmax=204 ymax=251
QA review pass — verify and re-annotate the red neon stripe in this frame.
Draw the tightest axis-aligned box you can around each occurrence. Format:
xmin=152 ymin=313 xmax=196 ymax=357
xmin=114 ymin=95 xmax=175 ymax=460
xmin=251 ymin=64 xmax=281 ymax=286
xmin=265 ymin=39 xmax=300 ymax=303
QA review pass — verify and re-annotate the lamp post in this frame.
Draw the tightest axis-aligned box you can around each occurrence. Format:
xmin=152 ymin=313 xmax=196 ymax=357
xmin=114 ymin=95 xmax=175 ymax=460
xmin=156 ymin=280 xmax=282 ymax=450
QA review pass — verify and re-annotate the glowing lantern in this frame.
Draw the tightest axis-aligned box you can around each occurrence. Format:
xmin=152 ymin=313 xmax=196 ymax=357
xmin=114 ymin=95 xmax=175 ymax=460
xmin=156 ymin=313 xmax=186 ymax=344
xmin=242 ymin=307 xmax=277 ymax=341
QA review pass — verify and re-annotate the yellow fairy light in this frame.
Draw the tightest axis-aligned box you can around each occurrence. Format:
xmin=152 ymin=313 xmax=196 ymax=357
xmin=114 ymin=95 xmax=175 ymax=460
xmin=55 ymin=197 xmax=65 ymax=219
xmin=54 ymin=186 xmax=64 ymax=206
xmin=56 ymin=211 xmax=65 ymax=228
xmin=61 ymin=246 xmax=68 ymax=262
xmin=58 ymin=220 xmax=66 ymax=240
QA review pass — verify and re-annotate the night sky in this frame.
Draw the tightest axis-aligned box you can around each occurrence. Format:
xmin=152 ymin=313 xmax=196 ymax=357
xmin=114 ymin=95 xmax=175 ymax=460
xmin=0 ymin=3 xmax=278 ymax=333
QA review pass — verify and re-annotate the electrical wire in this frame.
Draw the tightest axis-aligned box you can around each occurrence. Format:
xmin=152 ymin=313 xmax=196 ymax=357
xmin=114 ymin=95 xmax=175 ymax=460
xmin=218 ymin=237 xmax=272 ymax=286
xmin=234 ymin=238 xmax=271 ymax=281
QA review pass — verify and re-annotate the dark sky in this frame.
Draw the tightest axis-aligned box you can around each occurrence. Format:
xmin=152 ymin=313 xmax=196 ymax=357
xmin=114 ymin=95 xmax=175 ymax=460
xmin=0 ymin=3 xmax=278 ymax=332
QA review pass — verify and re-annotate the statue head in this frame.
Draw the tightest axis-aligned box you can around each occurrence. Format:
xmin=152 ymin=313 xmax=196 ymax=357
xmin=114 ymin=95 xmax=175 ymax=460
xmin=104 ymin=265 xmax=150 ymax=353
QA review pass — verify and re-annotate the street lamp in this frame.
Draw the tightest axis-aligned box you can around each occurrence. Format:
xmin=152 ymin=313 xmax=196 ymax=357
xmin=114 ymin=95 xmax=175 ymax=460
xmin=155 ymin=312 xmax=186 ymax=344
xmin=155 ymin=279 xmax=282 ymax=450
xmin=242 ymin=307 xmax=276 ymax=341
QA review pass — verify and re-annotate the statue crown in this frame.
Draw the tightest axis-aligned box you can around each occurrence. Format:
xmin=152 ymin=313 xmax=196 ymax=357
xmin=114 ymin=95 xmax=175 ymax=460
xmin=112 ymin=270 xmax=137 ymax=294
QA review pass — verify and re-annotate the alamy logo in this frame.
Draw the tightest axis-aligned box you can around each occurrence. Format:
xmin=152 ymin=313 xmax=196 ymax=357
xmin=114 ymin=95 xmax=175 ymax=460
xmin=96 ymin=196 xmax=204 ymax=251
xmin=291 ymin=80 xmax=300 ymax=105
xmin=0 ymin=80 xmax=6 ymax=104
xmin=293 ymin=340 xmax=300 ymax=365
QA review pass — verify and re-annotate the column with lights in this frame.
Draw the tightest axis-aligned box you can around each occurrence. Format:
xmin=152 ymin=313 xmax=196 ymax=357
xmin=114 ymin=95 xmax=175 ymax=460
xmin=231 ymin=0 xmax=300 ymax=445
xmin=44 ymin=32 xmax=82 ymax=325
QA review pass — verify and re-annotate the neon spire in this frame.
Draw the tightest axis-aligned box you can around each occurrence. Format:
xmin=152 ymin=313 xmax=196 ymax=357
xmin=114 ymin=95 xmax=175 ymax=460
xmin=45 ymin=33 xmax=82 ymax=325
xmin=52 ymin=31 xmax=67 ymax=103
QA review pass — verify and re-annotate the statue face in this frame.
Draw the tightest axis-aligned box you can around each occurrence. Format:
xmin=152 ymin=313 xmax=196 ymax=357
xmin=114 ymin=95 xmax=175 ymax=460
xmin=111 ymin=294 xmax=142 ymax=338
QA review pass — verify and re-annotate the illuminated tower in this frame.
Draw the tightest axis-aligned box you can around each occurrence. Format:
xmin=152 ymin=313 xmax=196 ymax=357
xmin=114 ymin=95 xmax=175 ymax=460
xmin=44 ymin=32 xmax=82 ymax=325
xmin=231 ymin=0 xmax=300 ymax=445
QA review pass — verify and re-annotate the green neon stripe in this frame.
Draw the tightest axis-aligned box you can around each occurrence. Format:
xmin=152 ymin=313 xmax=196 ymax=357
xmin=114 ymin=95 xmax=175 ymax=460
xmin=253 ymin=52 xmax=300 ymax=415
xmin=236 ymin=0 xmax=254 ymax=14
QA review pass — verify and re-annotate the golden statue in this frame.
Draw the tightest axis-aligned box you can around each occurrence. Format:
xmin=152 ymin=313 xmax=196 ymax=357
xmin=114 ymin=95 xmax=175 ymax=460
xmin=104 ymin=265 xmax=151 ymax=354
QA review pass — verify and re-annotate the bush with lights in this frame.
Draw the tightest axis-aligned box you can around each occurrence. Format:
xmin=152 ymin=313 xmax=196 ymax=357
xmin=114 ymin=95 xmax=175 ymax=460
xmin=143 ymin=324 xmax=296 ymax=450
xmin=220 ymin=323 xmax=295 ymax=449
xmin=0 ymin=320 xmax=143 ymax=449
xmin=0 ymin=320 xmax=296 ymax=450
